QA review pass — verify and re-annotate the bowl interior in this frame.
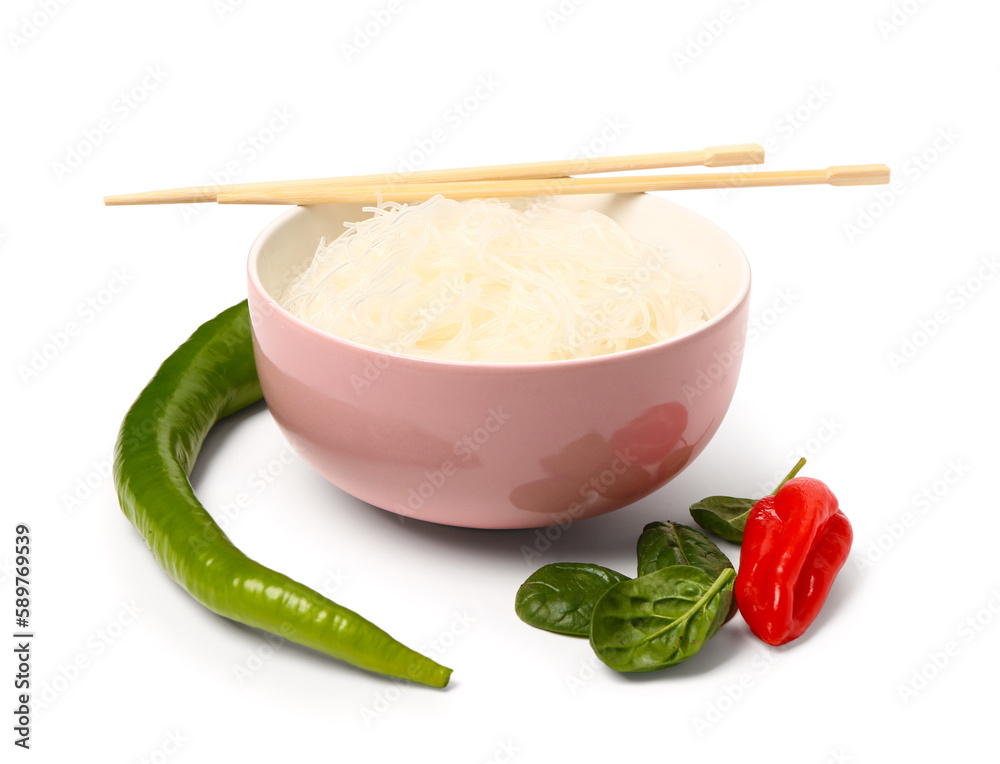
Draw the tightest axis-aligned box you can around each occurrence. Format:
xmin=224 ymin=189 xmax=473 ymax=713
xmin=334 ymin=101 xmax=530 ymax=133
xmin=250 ymin=194 xmax=750 ymax=338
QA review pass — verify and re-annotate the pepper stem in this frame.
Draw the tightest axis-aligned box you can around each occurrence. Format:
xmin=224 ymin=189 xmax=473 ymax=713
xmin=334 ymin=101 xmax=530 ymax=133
xmin=771 ymin=457 xmax=807 ymax=495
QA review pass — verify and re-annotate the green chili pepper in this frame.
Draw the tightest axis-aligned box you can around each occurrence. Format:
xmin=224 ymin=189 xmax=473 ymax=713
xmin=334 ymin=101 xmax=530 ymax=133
xmin=113 ymin=301 xmax=452 ymax=688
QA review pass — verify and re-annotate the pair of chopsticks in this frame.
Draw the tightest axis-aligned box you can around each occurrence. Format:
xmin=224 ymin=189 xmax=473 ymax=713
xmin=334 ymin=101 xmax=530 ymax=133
xmin=103 ymin=143 xmax=889 ymax=206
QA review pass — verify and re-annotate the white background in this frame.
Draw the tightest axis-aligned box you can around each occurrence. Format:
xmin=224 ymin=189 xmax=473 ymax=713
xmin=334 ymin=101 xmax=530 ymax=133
xmin=6 ymin=0 xmax=999 ymax=761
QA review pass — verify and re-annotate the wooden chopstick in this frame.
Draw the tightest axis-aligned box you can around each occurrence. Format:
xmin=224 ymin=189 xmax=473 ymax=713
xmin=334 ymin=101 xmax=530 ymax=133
xmin=215 ymin=165 xmax=891 ymax=205
xmin=102 ymin=144 xmax=765 ymax=206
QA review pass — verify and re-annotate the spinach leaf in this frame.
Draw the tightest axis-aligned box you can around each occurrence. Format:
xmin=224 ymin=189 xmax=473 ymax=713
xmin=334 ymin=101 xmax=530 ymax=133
xmin=636 ymin=521 xmax=734 ymax=578
xmin=637 ymin=521 xmax=737 ymax=621
xmin=690 ymin=459 xmax=807 ymax=543
xmin=590 ymin=565 xmax=735 ymax=672
xmin=688 ymin=496 xmax=756 ymax=544
xmin=515 ymin=562 xmax=631 ymax=637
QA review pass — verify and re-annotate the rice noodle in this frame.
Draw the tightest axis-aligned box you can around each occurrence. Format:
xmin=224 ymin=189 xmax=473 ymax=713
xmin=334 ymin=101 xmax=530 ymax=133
xmin=280 ymin=195 xmax=707 ymax=362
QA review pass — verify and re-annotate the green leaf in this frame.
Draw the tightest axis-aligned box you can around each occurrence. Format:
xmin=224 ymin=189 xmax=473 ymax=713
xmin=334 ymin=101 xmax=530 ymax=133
xmin=637 ymin=521 xmax=737 ymax=621
xmin=689 ymin=496 xmax=756 ymax=544
xmin=688 ymin=459 xmax=808 ymax=544
xmin=515 ymin=562 xmax=631 ymax=637
xmin=590 ymin=566 xmax=735 ymax=672
xmin=636 ymin=521 xmax=734 ymax=578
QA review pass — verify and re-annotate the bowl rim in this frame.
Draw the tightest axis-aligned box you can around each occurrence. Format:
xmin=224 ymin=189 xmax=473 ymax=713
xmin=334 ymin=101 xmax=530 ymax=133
xmin=247 ymin=193 xmax=752 ymax=372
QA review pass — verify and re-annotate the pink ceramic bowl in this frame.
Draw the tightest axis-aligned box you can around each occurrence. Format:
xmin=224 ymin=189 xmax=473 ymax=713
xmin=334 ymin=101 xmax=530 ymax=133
xmin=247 ymin=194 xmax=750 ymax=529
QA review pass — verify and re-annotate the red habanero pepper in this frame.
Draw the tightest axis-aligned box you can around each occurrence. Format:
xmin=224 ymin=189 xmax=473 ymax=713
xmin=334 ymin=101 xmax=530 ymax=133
xmin=735 ymin=477 xmax=852 ymax=646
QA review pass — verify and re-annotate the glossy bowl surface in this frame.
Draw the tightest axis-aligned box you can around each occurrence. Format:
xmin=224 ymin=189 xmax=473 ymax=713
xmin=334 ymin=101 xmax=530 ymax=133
xmin=247 ymin=194 xmax=750 ymax=528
